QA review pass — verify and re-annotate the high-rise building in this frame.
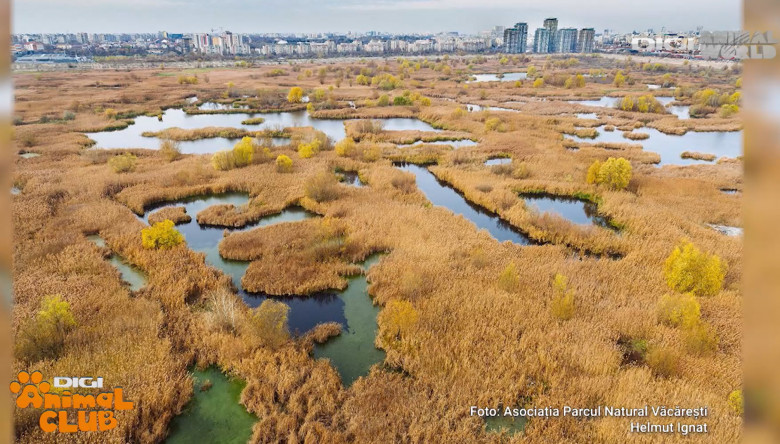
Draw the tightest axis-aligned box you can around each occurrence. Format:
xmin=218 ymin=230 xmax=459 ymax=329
xmin=543 ymin=18 xmax=558 ymax=52
xmin=577 ymin=28 xmax=595 ymax=53
xmin=533 ymin=28 xmax=551 ymax=53
xmin=555 ymin=28 xmax=578 ymax=53
xmin=503 ymin=22 xmax=528 ymax=54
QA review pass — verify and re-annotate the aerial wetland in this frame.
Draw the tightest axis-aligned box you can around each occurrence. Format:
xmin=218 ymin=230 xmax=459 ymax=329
xmin=11 ymin=54 xmax=743 ymax=443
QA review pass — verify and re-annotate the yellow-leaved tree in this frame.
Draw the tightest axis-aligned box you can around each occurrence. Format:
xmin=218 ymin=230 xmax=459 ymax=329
xmin=498 ymin=263 xmax=520 ymax=293
xmin=16 ymin=294 xmax=77 ymax=362
xmin=378 ymin=300 xmax=419 ymax=351
xmin=287 ymin=86 xmax=304 ymax=103
xmin=657 ymin=293 xmax=700 ymax=328
xmin=141 ymin=220 xmax=184 ymax=249
xmin=586 ymin=157 xmax=632 ymax=190
xmin=551 ymin=273 xmax=575 ymax=320
xmin=276 ymin=154 xmax=293 ymax=173
xmin=664 ymin=240 xmax=726 ymax=296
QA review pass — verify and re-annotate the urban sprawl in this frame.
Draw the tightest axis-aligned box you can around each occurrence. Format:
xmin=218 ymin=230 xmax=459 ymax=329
xmin=13 ymin=17 xmax=709 ymax=64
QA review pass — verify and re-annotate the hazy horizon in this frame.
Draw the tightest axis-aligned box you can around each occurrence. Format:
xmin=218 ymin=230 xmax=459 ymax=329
xmin=14 ymin=0 xmax=741 ymax=35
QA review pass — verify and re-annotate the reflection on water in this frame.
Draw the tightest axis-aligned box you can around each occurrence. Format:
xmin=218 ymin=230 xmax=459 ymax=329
xmin=520 ymin=193 xmax=613 ymax=228
xmin=396 ymin=163 xmax=532 ymax=245
xmin=468 ymin=72 xmax=528 ymax=82
xmin=570 ymin=96 xmax=689 ymax=119
xmin=87 ymin=109 xmax=442 ymax=154
xmin=198 ymin=102 xmax=249 ymax=111
xmin=465 ymin=104 xmax=518 ymax=113
xmin=485 ymin=158 xmax=511 ymax=166
xmin=139 ymin=194 xmax=348 ymax=334
xmin=337 ymin=170 xmax=364 ymax=187
xmin=313 ymin=255 xmax=385 ymax=387
xmin=565 ymin=127 xmax=742 ymax=166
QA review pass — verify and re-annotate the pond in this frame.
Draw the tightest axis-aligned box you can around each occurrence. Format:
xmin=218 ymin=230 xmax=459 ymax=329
xmin=708 ymin=224 xmax=743 ymax=236
xmin=468 ymin=72 xmax=528 ymax=83
xmin=396 ymin=163 xmax=532 ymax=245
xmin=198 ymin=102 xmax=250 ymax=111
xmin=485 ymin=414 xmax=527 ymax=435
xmin=86 ymin=109 xmax=442 ymax=154
xmin=336 ymin=170 xmax=364 ymax=187
xmin=564 ymin=127 xmax=742 ymax=166
xmin=139 ymin=194 xmax=352 ymax=334
xmin=485 ymin=158 xmax=511 ymax=166
xmin=19 ymin=152 xmax=40 ymax=159
xmin=11 ymin=187 xmax=21 ymax=195
xmin=165 ymin=367 xmax=256 ymax=444
xmin=576 ymin=113 xmax=599 ymax=120
xmin=520 ymin=193 xmax=614 ymax=228
xmin=570 ymin=96 xmax=689 ymax=119
xmin=398 ymin=139 xmax=478 ymax=149
xmin=313 ymin=254 xmax=385 ymax=387
xmin=86 ymin=235 xmax=147 ymax=291
xmin=465 ymin=104 xmax=519 ymax=113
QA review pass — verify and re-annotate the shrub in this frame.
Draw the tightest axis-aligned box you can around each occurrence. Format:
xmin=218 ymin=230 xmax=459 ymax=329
xmin=276 ymin=155 xmax=293 ymax=173
xmin=16 ymin=295 xmax=77 ymax=362
xmin=719 ymin=104 xmax=739 ymax=118
xmin=586 ymin=157 xmax=632 ymax=190
xmin=141 ymin=219 xmax=184 ymax=249
xmin=108 ymin=153 xmax=137 ymax=173
xmin=377 ymin=94 xmax=390 ymax=106
xmin=646 ymin=347 xmax=680 ymax=378
xmin=311 ymin=88 xmax=326 ymax=102
xmin=159 ymin=139 xmax=182 ymax=162
xmin=393 ymin=95 xmax=413 ymax=106
xmin=103 ymin=108 xmax=117 ymax=119
xmin=451 ymin=107 xmax=467 ymax=119
xmin=211 ymin=151 xmax=235 ymax=171
xmin=613 ymin=70 xmax=626 ymax=87
xmin=728 ymin=390 xmax=743 ymax=416
xmin=247 ymin=300 xmax=290 ymax=349
xmin=498 ymin=263 xmax=520 ymax=293
xmin=177 ymin=75 xmax=198 ymax=84
xmin=618 ymin=94 xmax=667 ymax=114
xmin=391 ymin=173 xmax=416 ymax=193
xmin=683 ymin=322 xmax=718 ymax=356
xmin=335 ymin=137 xmax=356 ymax=157
xmin=551 ymin=273 xmax=575 ymax=320
xmin=287 ymin=86 xmax=304 ymax=103
xmin=484 ymin=117 xmax=504 ymax=132
xmin=533 ymin=78 xmax=544 ymax=88
xmin=298 ymin=139 xmax=321 ymax=158
xmin=304 ymin=171 xmax=341 ymax=202
xmin=657 ymin=293 xmax=700 ymax=328
xmin=664 ymin=240 xmax=726 ymax=296
xmin=208 ymin=287 xmax=241 ymax=333
xmin=354 ymin=119 xmax=384 ymax=134
xmin=378 ymin=300 xmax=418 ymax=350
xmin=586 ymin=160 xmax=601 ymax=185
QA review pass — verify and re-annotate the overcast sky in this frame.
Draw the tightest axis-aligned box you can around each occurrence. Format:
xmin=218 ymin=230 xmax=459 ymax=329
xmin=14 ymin=0 xmax=742 ymax=35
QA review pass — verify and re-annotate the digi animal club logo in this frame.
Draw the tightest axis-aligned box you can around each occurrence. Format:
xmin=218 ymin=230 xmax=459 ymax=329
xmin=10 ymin=370 xmax=134 ymax=433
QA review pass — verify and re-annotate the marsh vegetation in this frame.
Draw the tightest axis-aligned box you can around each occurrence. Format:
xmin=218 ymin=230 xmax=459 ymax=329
xmin=12 ymin=53 xmax=742 ymax=443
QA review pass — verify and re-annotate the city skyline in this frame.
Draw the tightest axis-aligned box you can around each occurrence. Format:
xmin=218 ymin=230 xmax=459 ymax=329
xmin=14 ymin=0 xmax=741 ymax=35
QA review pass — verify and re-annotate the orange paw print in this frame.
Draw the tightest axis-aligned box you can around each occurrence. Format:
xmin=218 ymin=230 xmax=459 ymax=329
xmin=9 ymin=371 xmax=50 ymax=409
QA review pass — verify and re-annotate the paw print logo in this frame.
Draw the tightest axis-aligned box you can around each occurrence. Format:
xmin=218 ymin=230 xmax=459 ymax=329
xmin=9 ymin=371 xmax=50 ymax=409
